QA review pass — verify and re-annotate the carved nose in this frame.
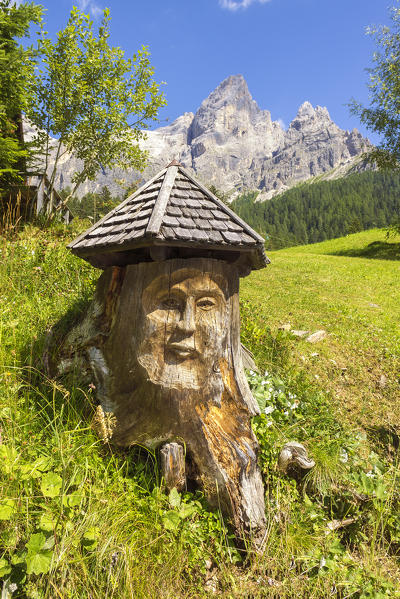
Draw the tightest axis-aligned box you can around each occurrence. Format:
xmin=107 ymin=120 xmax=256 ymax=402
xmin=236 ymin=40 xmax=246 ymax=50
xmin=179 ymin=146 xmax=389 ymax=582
xmin=177 ymin=301 xmax=196 ymax=335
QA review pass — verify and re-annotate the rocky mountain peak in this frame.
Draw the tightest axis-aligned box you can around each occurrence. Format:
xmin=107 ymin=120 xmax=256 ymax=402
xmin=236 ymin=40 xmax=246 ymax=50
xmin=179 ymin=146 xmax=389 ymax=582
xmin=290 ymin=101 xmax=333 ymax=131
xmin=210 ymin=74 xmax=252 ymax=105
xmin=188 ymin=74 xmax=264 ymax=143
xmin=296 ymin=101 xmax=315 ymax=118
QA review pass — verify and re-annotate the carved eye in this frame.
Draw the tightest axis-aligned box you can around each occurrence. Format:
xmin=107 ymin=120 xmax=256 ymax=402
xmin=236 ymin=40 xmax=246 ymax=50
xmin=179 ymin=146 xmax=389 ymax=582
xmin=161 ymin=297 xmax=181 ymax=311
xmin=196 ymin=297 xmax=216 ymax=311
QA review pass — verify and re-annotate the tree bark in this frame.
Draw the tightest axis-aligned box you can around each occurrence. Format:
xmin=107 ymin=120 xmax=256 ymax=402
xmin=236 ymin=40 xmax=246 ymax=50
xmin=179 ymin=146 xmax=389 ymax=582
xmin=56 ymin=258 xmax=266 ymax=544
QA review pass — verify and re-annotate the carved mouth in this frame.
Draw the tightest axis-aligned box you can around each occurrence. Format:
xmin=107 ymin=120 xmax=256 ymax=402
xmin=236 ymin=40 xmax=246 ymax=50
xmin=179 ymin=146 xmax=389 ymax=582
xmin=167 ymin=342 xmax=197 ymax=358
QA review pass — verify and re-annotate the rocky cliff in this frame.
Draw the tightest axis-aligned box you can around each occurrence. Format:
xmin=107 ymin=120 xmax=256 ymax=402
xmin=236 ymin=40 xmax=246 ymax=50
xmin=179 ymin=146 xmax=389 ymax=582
xmin=30 ymin=74 xmax=371 ymax=200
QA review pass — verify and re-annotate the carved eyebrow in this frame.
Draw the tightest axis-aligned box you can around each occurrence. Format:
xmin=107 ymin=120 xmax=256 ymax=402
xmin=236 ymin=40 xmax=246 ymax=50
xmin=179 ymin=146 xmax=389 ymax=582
xmin=193 ymin=290 xmax=224 ymax=300
xmin=156 ymin=286 xmax=225 ymax=302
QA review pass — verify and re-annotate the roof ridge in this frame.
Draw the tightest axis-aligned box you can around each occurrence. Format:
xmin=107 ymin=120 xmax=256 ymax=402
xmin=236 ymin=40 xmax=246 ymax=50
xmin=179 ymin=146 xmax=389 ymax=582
xmin=146 ymin=165 xmax=179 ymax=236
xmin=177 ymin=166 xmax=265 ymax=244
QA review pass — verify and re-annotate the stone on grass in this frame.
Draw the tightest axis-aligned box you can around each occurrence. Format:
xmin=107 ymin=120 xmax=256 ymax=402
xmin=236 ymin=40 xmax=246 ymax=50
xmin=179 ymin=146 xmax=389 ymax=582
xmin=291 ymin=330 xmax=309 ymax=338
xmin=306 ymin=330 xmax=327 ymax=343
xmin=378 ymin=375 xmax=387 ymax=388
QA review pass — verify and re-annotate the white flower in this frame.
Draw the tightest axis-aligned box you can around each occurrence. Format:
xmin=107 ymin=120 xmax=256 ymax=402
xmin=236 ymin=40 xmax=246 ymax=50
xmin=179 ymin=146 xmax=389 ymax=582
xmin=266 ymin=420 xmax=273 ymax=427
xmin=283 ymin=410 xmax=289 ymax=416
xmin=319 ymin=557 xmax=326 ymax=569
xmin=339 ymin=449 xmax=348 ymax=463
xmin=365 ymin=471 xmax=375 ymax=478
xmin=264 ymin=406 xmax=274 ymax=415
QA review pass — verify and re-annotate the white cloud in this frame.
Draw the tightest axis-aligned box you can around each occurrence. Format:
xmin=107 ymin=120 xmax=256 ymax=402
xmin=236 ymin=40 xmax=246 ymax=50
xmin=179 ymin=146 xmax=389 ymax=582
xmin=77 ymin=0 xmax=103 ymax=19
xmin=219 ymin=0 xmax=271 ymax=11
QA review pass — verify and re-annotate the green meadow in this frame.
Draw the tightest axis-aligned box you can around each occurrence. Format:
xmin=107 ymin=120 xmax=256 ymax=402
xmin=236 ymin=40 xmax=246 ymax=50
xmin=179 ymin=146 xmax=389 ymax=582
xmin=1 ymin=223 xmax=400 ymax=598
xmin=242 ymin=229 xmax=400 ymax=433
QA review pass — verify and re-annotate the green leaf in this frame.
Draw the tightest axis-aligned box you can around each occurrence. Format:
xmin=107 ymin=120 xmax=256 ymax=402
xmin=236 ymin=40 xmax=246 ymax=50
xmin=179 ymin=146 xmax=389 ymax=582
xmin=179 ymin=503 xmax=197 ymax=520
xmin=375 ymin=483 xmax=387 ymax=500
xmin=26 ymin=532 xmax=46 ymax=554
xmin=81 ymin=526 xmax=99 ymax=550
xmin=162 ymin=510 xmax=181 ymax=531
xmin=0 ymin=446 xmax=18 ymax=474
xmin=26 ymin=550 xmax=53 ymax=575
xmin=168 ymin=487 xmax=181 ymax=508
xmin=0 ymin=558 xmax=11 ymax=577
xmin=39 ymin=512 xmax=56 ymax=532
xmin=40 ymin=472 xmax=62 ymax=498
xmin=33 ymin=455 xmax=53 ymax=474
xmin=62 ymin=493 xmax=82 ymax=508
xmin=26 ymin=532 xmax=53 ymax=575
xmin=0 ymin=499 xmax=15 ymax=520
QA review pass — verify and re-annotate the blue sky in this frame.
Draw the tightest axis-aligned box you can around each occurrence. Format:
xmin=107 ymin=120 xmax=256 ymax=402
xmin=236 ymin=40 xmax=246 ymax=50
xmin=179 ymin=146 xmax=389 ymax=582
xmin=35 ymin=0 xmax=392 ymax=144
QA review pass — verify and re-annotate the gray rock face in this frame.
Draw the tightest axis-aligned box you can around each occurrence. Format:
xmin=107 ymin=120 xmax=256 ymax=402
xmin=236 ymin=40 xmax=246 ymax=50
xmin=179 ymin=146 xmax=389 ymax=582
xmin=28 ymin=74 xmax=371 ymax=199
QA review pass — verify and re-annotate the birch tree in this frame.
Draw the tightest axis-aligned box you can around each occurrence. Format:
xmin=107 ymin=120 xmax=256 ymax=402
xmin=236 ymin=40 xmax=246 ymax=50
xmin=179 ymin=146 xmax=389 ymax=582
xmin=27 ymin=6 xmax=166 ymax=212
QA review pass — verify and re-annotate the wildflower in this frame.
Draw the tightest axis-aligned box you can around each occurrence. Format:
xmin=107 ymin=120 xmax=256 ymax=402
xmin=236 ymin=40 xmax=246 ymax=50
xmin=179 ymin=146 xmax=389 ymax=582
xmin=283 ymin=410 xmax=289 ymax=416
xmin=266 ymin=421 xmax=273 ymax=428
xmin=339 ymin=449 xmax=348 ymax=463
xmin=264 ymin=405 xmax=274 ymax=415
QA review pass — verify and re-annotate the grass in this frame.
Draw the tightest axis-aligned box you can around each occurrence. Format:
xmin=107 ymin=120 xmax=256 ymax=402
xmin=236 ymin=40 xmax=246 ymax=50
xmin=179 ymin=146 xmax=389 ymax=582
xmin=241 ymin=228 xmax=400 ymax=435
xmin=0 ymin=222 xmax=400 ymax=597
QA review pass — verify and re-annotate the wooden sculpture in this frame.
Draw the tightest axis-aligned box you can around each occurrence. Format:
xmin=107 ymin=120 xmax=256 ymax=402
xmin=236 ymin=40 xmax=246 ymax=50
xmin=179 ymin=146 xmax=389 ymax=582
xmin=62 ymin=161 xmax=270 ymax=544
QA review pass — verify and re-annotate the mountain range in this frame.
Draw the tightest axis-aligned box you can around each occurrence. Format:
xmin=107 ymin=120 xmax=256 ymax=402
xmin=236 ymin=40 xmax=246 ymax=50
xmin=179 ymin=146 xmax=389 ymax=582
xmin=30 ymin=74 xmax=372 ymax=200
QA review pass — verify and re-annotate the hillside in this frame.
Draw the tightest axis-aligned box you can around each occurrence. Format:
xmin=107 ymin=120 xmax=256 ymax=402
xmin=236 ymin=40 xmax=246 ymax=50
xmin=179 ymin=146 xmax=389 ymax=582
xmin=1 ymin=224 xmax=400 ymax=597
xmin=242 ymin=228 xmax=400 ymax=431
xmin=231 ymin=170 xmax=400 ymax=249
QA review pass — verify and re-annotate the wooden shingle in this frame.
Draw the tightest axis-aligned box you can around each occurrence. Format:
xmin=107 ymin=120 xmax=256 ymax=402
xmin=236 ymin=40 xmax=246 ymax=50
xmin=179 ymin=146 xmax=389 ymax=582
xmin=68 ymin=162 xmax=269 ymax=271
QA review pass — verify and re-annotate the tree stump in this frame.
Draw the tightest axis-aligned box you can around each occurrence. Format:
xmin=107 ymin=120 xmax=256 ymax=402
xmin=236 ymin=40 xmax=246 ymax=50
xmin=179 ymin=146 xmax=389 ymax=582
xmin=57 ymin=257 xmax=266 ymax=543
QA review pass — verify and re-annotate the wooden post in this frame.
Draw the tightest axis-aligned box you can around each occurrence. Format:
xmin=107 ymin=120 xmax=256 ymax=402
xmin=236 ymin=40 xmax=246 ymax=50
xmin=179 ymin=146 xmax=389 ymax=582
xmin=160 ymin=442 xmax=186 ymax=491
xmin=36 ymin=176 xmax=44 ymax=215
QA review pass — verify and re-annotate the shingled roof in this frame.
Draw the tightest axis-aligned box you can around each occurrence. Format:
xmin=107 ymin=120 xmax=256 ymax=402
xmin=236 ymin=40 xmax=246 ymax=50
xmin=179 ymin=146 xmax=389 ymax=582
xmin=68 ymin=161 xmax=269 ymax=271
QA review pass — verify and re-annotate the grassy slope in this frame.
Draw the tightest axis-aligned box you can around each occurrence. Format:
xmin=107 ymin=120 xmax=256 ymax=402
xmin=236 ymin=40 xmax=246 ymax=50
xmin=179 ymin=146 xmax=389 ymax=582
xmin=241 ymin=228 xmax=400 ymax=433
xmin=1 ymin=223 xmax=400 ymax=598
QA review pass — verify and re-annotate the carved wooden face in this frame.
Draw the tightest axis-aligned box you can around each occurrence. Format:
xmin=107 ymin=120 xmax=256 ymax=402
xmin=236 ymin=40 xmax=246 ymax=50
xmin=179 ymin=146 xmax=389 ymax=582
xmin=138 ymin=267 xmax=229 ymax=390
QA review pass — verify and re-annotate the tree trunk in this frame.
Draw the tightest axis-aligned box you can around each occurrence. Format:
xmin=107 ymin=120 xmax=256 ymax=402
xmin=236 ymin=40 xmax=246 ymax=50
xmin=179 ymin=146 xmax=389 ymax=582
xmin=56 ymin=258 xmax=266 ymax=544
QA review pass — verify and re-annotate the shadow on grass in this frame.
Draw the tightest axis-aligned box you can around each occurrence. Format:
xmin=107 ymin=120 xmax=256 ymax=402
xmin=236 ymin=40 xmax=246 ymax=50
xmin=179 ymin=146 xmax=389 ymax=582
xmin=329 ymin=240 xmax=400 ymax=261
xmin=19 ymin=295 xmax=93 ymax=418
xmin=367 ymin=425 xmax=400 ymax=461
xmin=18 ymin=296 xmax=162 ymax=490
